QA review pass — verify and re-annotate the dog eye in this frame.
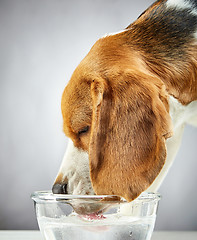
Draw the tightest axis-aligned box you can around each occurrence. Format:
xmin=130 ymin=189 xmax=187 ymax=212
xmin=78 ymin=126 xmax=89 ymax=135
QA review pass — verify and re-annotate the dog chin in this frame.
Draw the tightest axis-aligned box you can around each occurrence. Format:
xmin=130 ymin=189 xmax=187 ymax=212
xmin=67 ymin=175 xmax=95 ymax=196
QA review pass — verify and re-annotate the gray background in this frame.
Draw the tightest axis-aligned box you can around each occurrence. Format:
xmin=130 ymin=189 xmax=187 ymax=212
xmin=0 ymin=0 xmax=197 ymax=230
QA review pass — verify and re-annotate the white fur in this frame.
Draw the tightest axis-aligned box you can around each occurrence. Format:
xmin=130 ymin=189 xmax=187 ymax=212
xmin=56 ymin=139 xmax=94 ymax=195
xmin=147 ymin=97 xmax=197 ymax=192
xmin=102 ymin=30 xmax=127 ymax=38
xmin=166 ymin=0 xmax=197 ymax=15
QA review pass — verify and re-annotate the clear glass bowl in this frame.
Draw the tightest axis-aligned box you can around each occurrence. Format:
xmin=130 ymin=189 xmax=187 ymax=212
xmin=31 ymin=191 xmax=161 ymax=240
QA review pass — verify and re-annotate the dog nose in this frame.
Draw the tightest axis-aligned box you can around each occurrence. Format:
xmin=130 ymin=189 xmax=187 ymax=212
xmin=52 ymin=183 xmax=68 ymax=194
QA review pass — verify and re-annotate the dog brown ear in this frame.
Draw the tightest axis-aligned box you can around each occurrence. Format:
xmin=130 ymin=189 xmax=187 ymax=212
xmin=89 ymin=74 xmax=172 ymax=201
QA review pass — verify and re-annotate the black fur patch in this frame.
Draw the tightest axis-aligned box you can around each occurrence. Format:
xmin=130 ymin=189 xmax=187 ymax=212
xmin=125 ymin=1 xmax=197 ymax=60
xmin=189 ymin=0 xmax=197 ymax=8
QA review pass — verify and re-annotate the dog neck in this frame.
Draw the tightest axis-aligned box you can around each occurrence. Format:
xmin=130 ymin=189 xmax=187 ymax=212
xmin=124 ymin=1 xmax=197 ymax=105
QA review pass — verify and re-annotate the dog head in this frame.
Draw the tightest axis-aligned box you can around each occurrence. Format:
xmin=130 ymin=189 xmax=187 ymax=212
xmin=53 ymin=34 xmax=172 ymax=202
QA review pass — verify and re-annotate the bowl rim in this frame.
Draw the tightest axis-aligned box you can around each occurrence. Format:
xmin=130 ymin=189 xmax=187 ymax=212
xmin=31 ymin=191 xmax=161 ymax=203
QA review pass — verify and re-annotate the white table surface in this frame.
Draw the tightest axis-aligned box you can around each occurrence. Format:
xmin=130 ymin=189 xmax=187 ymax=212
xmin=0 ymin=231 xmax=197 ymax=240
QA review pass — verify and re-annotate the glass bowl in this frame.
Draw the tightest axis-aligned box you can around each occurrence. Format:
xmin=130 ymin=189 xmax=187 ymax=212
xmin=31 ymin=191 xmax=161 ymax=240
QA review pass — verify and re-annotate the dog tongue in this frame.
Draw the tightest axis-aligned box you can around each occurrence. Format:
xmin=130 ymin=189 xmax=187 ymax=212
xmin=82 ymin=213 xmax=106 ymax=220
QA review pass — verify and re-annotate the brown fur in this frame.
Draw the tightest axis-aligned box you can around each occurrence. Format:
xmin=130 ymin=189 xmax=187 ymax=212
xmin=61 ymin=40 xmax=174 ymax=201
xmin=60 ymin=0 xmax=197 ymax=201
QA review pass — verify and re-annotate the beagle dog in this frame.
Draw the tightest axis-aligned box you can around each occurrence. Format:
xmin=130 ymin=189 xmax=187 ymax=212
xmin=52 ymin=0 xmax=197 ymax=202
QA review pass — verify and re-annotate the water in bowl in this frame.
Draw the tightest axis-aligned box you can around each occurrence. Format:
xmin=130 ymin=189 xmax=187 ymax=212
xmin=38 ymin=213 xmax=155 ymax=240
